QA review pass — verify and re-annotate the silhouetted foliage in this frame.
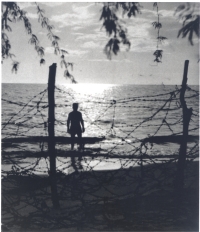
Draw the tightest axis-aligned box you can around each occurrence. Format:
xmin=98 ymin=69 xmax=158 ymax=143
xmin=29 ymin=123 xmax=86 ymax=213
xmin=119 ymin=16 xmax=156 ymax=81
xmin=1 ymin=2 xmax=45 ymax=71
xmin=157 ymin=36 xmax=167 ymax=43
xmin=64 ymin=70 xmax=77 ymax=83
xmin=99 ymin=2 xmax=168 ymax=63
xmin=35 ymin=2 xmax=75 ymax=82
xmin=11 ymin=61 xmax=19 ymax=73
xmin=152 ymin=3 xmax=166 ymax=63
xmin=175 ymin=3 xmax=199 ymax=45
xmin=100 ymin=2 xmax=142 ymax=59
xmin=152 ymin=21 xmax=162 ymax=30
xmin=40 ymin=58 xmax=45 ymax=65
xmin=100 ymin=2 xmax=198 ymax=62
xmin=104 ymin=37 xmax=120 ymax=59
xmin=153 ymin=50 xmax=163 ymax=63
xmin=1 ymin=2 xmax=76 ymax=83
xmin=2 ymin=2 xmax=199 ymax=74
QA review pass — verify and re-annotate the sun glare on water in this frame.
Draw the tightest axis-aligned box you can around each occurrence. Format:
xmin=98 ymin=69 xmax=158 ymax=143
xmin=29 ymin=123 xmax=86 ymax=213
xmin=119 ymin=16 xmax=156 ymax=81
xmin=61 ymin=83 xmax=116 ymax=95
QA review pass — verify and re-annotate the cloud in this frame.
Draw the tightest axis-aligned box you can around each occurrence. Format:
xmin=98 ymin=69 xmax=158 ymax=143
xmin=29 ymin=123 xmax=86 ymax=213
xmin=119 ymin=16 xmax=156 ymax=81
xmin=88 ymin=58 xmax=132 ymax=63
xmin=67 ymin=49 xmax=89 ymax=57
xmin=50 ymin=3 xmax=96 ymax=28
xmin=45 ymin=47 xmax=54 ymax=54
xmin=159 ymin=10 xmax=175 ymax=18
xmin=26 ymin=12 xmax=38 ymax=19
xmin=76 ymin=32 xmax=105 ymax=42
xmin=45 ymin=47 xmax=88 ymax=57
xmin=17 ymin=2 xmax=35 ymax=9
xmin=38 ymin=31 xmax=46 ymax=35
xmin=40 ymin=3 xmax=66 ymax=7
xmin=141 ymin=8 xmax=175 ymax=19
xmin=72 ymin=26 xmax=84 ymax=31
xmin=71 ymin=32 xmax=85 ymax=36
xmin=81 ymin=41 xmax=99 ymax=49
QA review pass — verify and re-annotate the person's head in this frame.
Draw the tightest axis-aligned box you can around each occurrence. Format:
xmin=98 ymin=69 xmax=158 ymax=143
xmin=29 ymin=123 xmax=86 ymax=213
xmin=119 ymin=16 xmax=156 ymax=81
xmin=72 ymin=103 xmax=78 ymax=111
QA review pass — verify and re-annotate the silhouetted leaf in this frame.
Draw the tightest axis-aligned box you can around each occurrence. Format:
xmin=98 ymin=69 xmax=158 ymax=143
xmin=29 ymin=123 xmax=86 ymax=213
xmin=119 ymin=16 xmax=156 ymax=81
xmin=65 ymin=70 xmax=70 ymax=77
xmin=104 ymin=37 xmax=120 ymax=59
xmin=60 ymin=59 xmax=67 ymax=68
xmin=2 ymin=36 xmax=12 ymax=58
xmin=100 ymin=6 xmax=112 ymax=21
xmin=61 ymin=49 xmax=68 ymax=55
xmin=29 ymin=34 xmax=39 ymax=45
xmin=54 ymin=47 xmax=60 ymax=55
xmin=47 ymin=24 xmax=54 ymax=31
xmin=154 ymin=58 xmax=162 ymax=63
xmin=122 ymin=38 xmax=131 ymax=50
xmin=127 ymin=4 xmax=140 ymax=18
xmin=64 ymin=70 xmax=77 ymax=83
xmin=8 ymin=53 xmax=15 ymax=59
xmin=41 ymin=17 xmax=49 ymax=28
xmin=152 ymin=22 xmax=162 ymax=29
xmin=52 ymin=40 xmax=58 ymax=47
xmin=40 ymin=58 xmax=45 ymax=65
xmin=47 ymin=32 xmax=53 ymax=40
xmin=177 ymin=16 xmax=199 ymax=45
xmin=153 ymin=2 xmax=158 ymax=9
xmin=157 ymin=36 xmax=167 ymax=40
xmin=68 ymin=62 xmax=73 ymax=71
xmin=153 ymin=50 xmax=163 ymax=63
xmin=175 ymin=4 xmax=185 ymax=14
xmin=153 ymin=50 xmax=163 ymax=58
xmin=103 ymin=19 xmax=116 ymax=36
xmin=5 ymin=24 xmax=12 ymax=32
xmin=35 ymin=46 xmax=44 ymax=57
xmin=11 ymin=61 xmax=19 ymax=73
xmin=157 ymin=36 xmax=168 ymax=43
xmin=52 ymin=35 xmax=60 ymax=41
xmin=23 ymin=16 xmax=32 ymax=34
xmin=119 ymin=30 xmax=126 ymax=40
xmin=37 ymin=5 xmax=45 ymax=15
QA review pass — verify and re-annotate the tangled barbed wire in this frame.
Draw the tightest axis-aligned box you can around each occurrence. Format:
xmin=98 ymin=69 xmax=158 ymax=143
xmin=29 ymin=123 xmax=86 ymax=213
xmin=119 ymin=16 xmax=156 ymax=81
xmin=2 ymin=83 xmax=199 ymax=231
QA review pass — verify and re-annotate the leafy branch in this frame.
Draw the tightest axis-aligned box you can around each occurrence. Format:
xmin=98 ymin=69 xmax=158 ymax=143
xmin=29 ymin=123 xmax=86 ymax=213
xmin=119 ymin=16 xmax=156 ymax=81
xmin=1 ymin=2 xmax=45 ymax=72
xmin=35 ymin=3 xmax=75 ymax=82
xmin=152 ymin=2 xmax=167 ymax=63
xmin=100 ymin=3 xmax=142 ymax=59
xmin=175 ymin=3 xmax=199 ymax=46
xmin=1 ymin=2 xmax=76 ymax=83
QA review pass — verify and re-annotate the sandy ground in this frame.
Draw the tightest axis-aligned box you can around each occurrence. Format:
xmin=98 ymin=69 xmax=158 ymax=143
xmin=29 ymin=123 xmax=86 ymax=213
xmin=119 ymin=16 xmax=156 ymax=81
xmin=2 ymin=155 xmax=199 ymax=232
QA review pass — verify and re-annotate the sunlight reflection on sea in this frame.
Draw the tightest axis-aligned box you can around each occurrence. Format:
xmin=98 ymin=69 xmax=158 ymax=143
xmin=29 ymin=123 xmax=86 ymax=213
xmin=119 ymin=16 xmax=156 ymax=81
xmin=2 ymin=83 xmax=199 ymax=174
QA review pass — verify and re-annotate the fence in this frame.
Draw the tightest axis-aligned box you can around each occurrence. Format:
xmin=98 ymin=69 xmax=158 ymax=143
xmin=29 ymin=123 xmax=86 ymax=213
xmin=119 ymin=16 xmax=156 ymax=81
xmin=1 ymin=62 xmax=199 ymax=231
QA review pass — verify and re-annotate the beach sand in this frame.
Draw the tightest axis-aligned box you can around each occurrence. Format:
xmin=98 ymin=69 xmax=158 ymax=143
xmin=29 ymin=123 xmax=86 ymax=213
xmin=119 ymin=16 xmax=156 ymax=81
xmin=2 ymin=154 xmax=199 ymax=232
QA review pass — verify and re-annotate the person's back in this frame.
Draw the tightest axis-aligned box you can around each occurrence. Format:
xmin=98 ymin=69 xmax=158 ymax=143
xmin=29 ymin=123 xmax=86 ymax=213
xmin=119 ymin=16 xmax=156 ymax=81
xmin=67 ymin=103 xmax=85 ymax=150
xmin=68 ymin=110 xmax=82 ymax=133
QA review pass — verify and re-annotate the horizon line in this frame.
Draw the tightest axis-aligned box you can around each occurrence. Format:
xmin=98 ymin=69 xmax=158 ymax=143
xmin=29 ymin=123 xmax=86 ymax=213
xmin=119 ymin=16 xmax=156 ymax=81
xmin=1 ymin=82 xmax=199 ymax=86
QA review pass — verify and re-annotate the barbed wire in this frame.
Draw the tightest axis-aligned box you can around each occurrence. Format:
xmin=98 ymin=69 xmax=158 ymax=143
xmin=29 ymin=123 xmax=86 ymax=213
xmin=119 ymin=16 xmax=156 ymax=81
xmin=2 ymin=84 xmax=199 ymax=231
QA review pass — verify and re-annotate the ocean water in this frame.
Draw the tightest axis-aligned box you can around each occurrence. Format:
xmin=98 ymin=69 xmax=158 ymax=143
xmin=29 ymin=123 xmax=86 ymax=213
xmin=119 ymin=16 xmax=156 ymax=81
xmin=2 ymin=83 xmax=199 ymax=173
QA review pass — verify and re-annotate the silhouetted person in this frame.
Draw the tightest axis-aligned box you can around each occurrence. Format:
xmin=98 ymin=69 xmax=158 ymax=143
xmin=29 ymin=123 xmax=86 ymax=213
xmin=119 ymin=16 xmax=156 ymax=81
xmin=67 ymin=103 xmax=85 ymax=150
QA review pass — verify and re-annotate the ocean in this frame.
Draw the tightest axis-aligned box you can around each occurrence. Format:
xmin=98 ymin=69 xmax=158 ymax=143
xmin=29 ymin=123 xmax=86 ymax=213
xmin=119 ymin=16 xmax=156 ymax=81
xmin=2 ymin=83 xmax=199 ymax=174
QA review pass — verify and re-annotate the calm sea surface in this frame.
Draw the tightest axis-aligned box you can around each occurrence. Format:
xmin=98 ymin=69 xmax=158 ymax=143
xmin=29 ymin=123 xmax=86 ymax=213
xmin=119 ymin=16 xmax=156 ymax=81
xmin=2 ymin=83 xmax=199 ymax=173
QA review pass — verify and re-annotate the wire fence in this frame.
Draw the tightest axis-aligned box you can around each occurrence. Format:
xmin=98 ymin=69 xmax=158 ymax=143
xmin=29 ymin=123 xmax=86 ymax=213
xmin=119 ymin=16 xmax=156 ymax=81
xmin=1 ymin=83 xmax=199 ymax=231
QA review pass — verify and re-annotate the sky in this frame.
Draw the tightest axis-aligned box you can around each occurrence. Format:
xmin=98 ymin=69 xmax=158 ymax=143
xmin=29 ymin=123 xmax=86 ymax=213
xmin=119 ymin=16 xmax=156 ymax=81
xmin=1 ymin=1 xmax=199 ymax=85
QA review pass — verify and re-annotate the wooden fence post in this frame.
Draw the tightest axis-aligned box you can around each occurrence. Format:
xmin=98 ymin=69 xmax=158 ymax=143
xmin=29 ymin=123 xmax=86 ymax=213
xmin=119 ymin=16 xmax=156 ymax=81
xmin=175 ymin=60 xmax=193 ymax=194
xmin=48 ymin=63 xmax=60 ymax=209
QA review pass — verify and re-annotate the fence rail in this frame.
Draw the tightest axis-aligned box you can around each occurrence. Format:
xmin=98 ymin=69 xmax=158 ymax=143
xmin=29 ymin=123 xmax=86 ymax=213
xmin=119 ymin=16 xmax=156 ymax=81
xmin=1 ymin=61 xmax=199 ymax=231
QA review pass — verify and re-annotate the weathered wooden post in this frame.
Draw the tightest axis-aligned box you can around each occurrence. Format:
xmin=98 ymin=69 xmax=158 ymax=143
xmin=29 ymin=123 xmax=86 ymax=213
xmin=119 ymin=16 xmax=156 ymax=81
xmin=48 ymin=63 xmax=60 ymax=209
xmin=175 ymin=60 xmax=193 ymax=194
